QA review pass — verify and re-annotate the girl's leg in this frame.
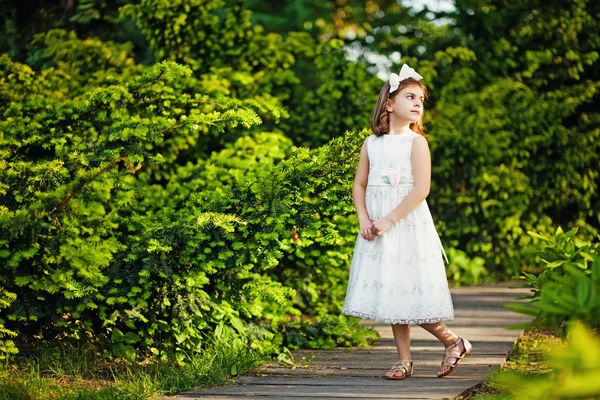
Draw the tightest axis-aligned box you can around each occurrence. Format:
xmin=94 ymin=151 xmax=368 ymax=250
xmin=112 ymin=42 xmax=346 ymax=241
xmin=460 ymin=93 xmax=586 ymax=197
xmin=419 ymin=322 xmax=466 ymax=376
xmin=385 ymin=323 xmax=411 ymax=379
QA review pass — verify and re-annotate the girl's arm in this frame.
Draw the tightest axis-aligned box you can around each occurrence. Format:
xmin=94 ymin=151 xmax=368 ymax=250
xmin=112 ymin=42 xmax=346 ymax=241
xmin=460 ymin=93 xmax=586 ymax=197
xmin=353 ymin=139 xmax=375 ymax=241
xmin=372 ymin=136 xmax=431 ymax=235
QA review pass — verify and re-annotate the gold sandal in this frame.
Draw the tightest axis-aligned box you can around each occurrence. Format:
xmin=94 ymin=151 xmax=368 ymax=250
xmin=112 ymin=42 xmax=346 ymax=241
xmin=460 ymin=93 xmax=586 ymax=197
xmin=385 ymin=360 xmax=413 ymax=380
xmin=437 ymin=336 xmax=472 ymax=378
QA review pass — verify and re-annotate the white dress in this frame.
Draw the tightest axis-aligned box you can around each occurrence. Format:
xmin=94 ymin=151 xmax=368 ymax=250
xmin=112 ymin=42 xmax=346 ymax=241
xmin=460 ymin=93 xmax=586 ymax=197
xmin=341 ymin=132 xmax=454 ymax=324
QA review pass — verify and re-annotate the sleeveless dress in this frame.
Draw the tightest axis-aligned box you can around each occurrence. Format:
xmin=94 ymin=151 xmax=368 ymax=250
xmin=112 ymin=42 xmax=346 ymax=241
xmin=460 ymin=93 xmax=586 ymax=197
xmin=341 ymin=132 xmax=454 ymax=324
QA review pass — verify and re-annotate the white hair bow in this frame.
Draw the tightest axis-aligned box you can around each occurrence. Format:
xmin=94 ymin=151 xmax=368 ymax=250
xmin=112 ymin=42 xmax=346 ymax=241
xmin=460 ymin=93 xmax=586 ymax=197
xmin=389 ymin=64 xmax=423 ymax=94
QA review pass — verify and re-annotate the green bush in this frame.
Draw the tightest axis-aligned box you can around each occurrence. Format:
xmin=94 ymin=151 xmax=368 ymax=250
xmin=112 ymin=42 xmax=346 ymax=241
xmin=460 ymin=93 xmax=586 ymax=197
xmin=494 ymin=320 xmax=600 ymax=399
xmin=430 ymin=77 xmax=599 ymax=277
xmin=280 ymin=314 xmax=380 ymax=351
xmin=0 ymin=287 xmax=17 ymax=360
xmin=0 ymin=53 xmax=291 ymax=360
xmin=0 ymin=44 xmax=371 ymax=360
xmin=444 ymin=247 xmax=489 ymax=286
xmin=0 ymin=21 xmax=381 ymax=361
xmin=508 ymin=227 xmax=600 ymax=334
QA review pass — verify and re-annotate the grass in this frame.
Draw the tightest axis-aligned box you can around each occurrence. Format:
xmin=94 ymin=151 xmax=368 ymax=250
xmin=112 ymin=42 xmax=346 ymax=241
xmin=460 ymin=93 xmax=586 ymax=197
xmin=0 ymin=339 xmax=268 ymax=400
xmin=465 ymin=327 xmax=564 ymax=400
xmin=0 ymin=315 xmax=380 ymax=399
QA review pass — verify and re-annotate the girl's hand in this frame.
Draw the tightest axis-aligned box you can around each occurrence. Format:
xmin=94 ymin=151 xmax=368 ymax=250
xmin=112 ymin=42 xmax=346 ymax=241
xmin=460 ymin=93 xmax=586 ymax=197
xmin=372 ymin=216 xmax=395 ymax=236
xmin=359 ymin=216 xmax=375 ymax=241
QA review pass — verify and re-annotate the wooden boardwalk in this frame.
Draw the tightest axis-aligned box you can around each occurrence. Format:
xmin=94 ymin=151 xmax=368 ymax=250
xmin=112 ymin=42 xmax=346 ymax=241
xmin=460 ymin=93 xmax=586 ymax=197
xmin=172 ymin=282 xmax=531 ymax=399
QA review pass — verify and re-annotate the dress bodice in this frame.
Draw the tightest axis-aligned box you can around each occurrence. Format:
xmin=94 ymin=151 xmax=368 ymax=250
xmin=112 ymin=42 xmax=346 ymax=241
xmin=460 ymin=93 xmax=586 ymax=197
xmin=366 ymin=132 xmax=419 ymax=187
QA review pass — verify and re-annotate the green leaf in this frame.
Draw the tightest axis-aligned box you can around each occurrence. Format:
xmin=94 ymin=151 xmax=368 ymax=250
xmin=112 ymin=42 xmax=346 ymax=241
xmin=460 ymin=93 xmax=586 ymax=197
xmin=230 ymin=317 xmax=246 ymax=335
xmin=537 ymin=302 xmax=569 ymax=315
xmin=527 ymin=231 xmax=551 ymax=241
xmin=175 ymin=332 xmax=188 ymax=344
xmin=545 ymin=260 xmax=565 ymax=269
xmin=522 ymin=272 xmax=538 ymax=282
xmin=111 ymin=328 xmax=124 ymax=342
xmin=123 ymin=345 xmax=136 ymax=363
xmin=591 ymin=255 xmax=600 ymax=283
xmin=505 ymin=303 xmax=539 ymax=316
xmin=113 ymin=342 xmax=126 ymax=358
xmin=123 ymin=332 xmax=141 ymax=344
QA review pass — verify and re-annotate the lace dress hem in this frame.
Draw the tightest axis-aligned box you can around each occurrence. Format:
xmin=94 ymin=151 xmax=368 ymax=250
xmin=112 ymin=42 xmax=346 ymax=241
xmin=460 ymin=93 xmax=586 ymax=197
xmin=342 ymin=309 xmax=454 ymax=325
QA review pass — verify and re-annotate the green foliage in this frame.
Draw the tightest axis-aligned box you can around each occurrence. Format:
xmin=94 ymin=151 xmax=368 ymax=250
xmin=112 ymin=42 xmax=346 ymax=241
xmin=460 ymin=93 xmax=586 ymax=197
xmin=121 ymin=0 xmax=381 ymax=147
xmin=0 ymin=0 xmax=151 ymax=64
xmin=121 ymin=0 xmax=256 ymax=74
xmin=0 ymin=287 xmax=18 ymax=360
xmin=0 ymin=46 xmax=302 ymax=361
xmin=430 ymin=74 xmax=599 ymax=276
xmin=450 ymin=0 xmax=600 ymax=87
xmin=444 ymin=247 xmax=489 ymax=286
xmin=494 ymin=321 xmax=600 ymax=399
xmin=280 ymin=314 xmax=379 ymax=350
xmin=428 ymin=0 xmax=600 ymax=274
xmin=0 ymin=337 xmax=267 ymax=400
xmin=278 ymin=39 xmax=381 ymax=147
xmin=1 ymin=33 xmax=371 ymax=361
xmin=27 ymin=29 xmax=141 ymax=82
xmin=507 ymin=228 xmax=600 ymax=334
xmin=277 ymin=214 xmax=356 ymax=316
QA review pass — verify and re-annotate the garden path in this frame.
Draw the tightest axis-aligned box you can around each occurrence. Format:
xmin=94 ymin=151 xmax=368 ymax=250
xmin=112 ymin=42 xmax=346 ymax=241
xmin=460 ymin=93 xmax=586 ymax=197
xmin=170 ymin=282 xmax=531 ymax=400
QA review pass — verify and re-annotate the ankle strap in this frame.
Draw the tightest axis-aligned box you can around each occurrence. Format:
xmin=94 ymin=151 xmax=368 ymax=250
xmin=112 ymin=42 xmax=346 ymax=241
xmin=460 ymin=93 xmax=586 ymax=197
xmin=445 ymin=336 xmax=463 ymax=351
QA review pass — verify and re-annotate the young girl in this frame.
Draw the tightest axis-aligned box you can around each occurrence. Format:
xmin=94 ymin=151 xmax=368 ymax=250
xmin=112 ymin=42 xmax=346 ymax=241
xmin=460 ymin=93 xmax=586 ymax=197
xmin=341 ymin=64 xmax=472 ymax=380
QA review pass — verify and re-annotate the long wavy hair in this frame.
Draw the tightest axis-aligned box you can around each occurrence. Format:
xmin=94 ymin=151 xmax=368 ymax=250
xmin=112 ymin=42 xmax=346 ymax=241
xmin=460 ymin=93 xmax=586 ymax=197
xmin=370 ymin=78 xmax=428 ymax=137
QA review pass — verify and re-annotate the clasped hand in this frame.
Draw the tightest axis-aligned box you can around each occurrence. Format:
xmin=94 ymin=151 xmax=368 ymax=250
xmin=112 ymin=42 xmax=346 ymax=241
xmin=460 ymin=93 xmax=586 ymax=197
xmin=359 ymin=216 xmax=394 ymax=241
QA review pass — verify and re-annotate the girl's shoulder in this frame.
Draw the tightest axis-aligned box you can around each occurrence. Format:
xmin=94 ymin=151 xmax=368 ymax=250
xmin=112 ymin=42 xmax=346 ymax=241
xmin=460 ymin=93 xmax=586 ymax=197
xmin=363 ymin=134 xmax=378 ymax=147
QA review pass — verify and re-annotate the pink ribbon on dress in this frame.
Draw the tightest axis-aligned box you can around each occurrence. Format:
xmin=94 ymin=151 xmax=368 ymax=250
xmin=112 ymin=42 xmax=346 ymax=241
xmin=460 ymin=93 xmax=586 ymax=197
xmin=382 ymin=172 xmax=406 ymax=187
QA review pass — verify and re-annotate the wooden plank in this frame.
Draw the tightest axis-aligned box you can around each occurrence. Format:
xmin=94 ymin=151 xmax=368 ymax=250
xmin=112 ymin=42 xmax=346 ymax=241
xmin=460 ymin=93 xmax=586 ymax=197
xmin=262 ymin=355 xmax=506 ymax=371
xmin=252 ymin=364 xmax=498 ymax=378
xmin=174 ymin=395 xmax=432 ymax=400
xmin=280 ymin=350 xmax=510 ymax=360
xmin=174 ymin=397 xmax=431 ymax=400
xmin=285 ymin=341 xmax=513 ymax=355
xmin=182 ymin=380 xmax=483 ymax=398
xmin=235 ymin=375 xmax=491 ymax=386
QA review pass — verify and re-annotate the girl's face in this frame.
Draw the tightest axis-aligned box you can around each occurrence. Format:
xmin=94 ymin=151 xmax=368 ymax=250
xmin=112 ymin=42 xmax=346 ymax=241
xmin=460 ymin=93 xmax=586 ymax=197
xmin=386 ymin=85 xmax=425 ymax=122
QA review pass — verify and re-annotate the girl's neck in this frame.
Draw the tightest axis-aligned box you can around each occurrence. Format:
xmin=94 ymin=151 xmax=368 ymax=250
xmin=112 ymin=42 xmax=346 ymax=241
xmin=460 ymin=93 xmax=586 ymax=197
xmin=388 ymin=119 xmax=413 ymax=135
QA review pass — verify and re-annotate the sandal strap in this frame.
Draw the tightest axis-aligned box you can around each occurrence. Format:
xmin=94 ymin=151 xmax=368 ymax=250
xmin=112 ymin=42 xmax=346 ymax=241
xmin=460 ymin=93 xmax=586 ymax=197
xmin=441 ymin=337 xmax=471 ymax=367
xmin=441 ymin=359 xmax=458 ymax=368
xmin=389 ymin=360 xmax=413 ymax=375
xmin=445 ymin=336 xmax=472 ymax=357
xmin=444 ymin=336 xmax=463 ymax=355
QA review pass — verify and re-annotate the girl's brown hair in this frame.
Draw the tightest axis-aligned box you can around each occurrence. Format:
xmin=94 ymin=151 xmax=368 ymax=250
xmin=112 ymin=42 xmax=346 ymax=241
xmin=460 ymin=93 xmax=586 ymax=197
xmin=370 ymin=78 xmax=428 ymax=137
